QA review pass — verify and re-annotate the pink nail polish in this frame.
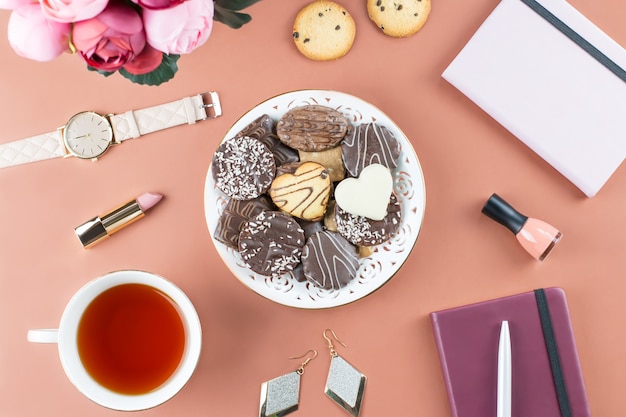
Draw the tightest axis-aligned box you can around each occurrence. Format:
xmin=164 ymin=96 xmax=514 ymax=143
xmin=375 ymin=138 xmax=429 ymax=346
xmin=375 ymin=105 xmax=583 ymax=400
xmin=481 ymin=193 xmax=562 ymax=261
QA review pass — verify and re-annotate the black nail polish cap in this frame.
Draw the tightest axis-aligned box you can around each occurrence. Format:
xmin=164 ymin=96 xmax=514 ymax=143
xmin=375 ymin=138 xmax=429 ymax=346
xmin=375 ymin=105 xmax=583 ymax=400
xmin=481 ymin=193 xmax=528 ymax=235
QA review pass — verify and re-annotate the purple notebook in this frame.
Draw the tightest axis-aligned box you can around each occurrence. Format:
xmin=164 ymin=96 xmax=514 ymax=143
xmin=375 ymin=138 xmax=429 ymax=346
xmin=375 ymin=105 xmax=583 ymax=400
xmin=430 ymin=288 xmax=591 ymax=417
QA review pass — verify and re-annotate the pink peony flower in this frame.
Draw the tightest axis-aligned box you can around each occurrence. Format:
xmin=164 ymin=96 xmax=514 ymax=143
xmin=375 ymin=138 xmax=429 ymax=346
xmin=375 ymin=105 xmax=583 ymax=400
xmin=8 ymin=3 xmax=71 ymax=62
xmin=123 ymin=44 xmax=163 ymax=75
xmin=132 ymin=0 xmax=185 ymax=10
xmin=40 ymin=0 xmax=109 ymax=23
xmin=0 ymin=0 xmax=30 ymax=10
xmin=143 ymin=0 xmax=214 ymax=55
xmin=72 ymin=2 xmax=146 ymax=72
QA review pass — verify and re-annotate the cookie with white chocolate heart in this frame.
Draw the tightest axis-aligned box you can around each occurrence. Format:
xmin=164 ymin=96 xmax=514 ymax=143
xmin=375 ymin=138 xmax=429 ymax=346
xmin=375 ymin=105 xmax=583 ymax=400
xmin=334 ymin=163 xmax=393 ymax=221
xmin=335 ymin=193 xmax=402 ymax=246
xmin=332 ymin=163 xmax=399 ymax=246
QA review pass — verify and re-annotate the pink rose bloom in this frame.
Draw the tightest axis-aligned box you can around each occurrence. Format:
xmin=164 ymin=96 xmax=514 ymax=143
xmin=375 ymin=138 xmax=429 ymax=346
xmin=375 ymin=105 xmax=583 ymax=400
xmin=123 ymin=44 xmax=163 ymax=75
xmin=143 ymin=0 xmax=214 ymax=55
xmin=72 ymin=2 xmax=146 ymax=72
xmin=8 ymin=4 xmax=71 ymax=62
xmin=40 ymin=0 xmax=109 ymax=23
xmin=0 ymin=0 xmax=29 ymax=10
xmin=132 ymin=0 xmax=185 ymax=10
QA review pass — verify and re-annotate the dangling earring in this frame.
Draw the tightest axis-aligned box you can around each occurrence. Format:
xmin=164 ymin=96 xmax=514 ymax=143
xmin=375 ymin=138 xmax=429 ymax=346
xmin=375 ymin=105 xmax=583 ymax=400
xmin=259 ymin=349 xmax=317 ymax=417
xmin=323 ymin=329 xmax=367 ymax=417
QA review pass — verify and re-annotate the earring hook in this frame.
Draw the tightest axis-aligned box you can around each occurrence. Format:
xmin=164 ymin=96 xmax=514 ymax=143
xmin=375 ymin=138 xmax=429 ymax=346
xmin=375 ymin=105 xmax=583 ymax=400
xmin=289 ymin=349 xmax=318 ymax=375
xmin=323 ymin=329 xmax=347 ymax=357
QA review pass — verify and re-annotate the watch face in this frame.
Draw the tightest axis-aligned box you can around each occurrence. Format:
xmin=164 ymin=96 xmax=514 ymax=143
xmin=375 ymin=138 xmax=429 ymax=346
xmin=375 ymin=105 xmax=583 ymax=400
xmin=63 ymin=111 xmax=113 ymax=159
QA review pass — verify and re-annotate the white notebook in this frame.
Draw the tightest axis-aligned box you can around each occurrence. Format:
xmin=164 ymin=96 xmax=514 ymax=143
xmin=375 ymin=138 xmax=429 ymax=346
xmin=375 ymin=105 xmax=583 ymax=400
xmin=443 ymin=0 xmax=626 ymax=197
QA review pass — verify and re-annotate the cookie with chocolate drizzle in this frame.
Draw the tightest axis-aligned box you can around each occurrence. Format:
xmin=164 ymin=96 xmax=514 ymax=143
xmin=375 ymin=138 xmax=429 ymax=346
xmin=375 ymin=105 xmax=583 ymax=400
xmin=276 ymin=105 xmax=349 ymax=152
xmin=301 ymin=230 xmax=360 ymax=290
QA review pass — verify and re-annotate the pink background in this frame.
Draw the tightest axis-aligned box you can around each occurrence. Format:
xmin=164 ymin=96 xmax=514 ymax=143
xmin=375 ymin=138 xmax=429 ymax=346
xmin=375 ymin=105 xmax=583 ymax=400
xmin=1 ymin=1 xmax=625 ymax=416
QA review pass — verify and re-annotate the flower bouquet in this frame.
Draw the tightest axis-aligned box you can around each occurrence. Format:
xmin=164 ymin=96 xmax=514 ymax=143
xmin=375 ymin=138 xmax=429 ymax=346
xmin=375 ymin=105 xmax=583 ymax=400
xmin=1 ymin=0 xmax=260 ymax=85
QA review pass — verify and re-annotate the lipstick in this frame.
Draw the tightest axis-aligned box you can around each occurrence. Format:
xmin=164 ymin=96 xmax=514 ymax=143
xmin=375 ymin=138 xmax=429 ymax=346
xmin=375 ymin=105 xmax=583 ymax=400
xmin=75 ymin=192 xmax=163 ymax=248
xmin=481 ymin=193 xmax=562 ymax=261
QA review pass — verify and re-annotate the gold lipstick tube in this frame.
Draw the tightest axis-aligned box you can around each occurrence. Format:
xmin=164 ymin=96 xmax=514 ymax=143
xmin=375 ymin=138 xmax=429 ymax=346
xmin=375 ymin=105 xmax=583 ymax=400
xmin=74 ymin=199 xmax=145 ymax=248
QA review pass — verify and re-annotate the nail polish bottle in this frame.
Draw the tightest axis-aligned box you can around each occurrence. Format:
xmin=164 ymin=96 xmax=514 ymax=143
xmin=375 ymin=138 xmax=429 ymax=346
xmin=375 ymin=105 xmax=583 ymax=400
xmin=481 ymin=193 xmax=562 ymax=261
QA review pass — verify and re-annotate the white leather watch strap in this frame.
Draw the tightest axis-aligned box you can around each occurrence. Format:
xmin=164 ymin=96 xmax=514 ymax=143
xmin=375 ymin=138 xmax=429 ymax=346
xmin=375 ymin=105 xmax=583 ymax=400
xmin=0 ymin=91 xmax=221 ymax=169
xmin=0 ymin=131 xmax=65 ymax=169
xmin=109 ymin=92 xmax=218 ymax=142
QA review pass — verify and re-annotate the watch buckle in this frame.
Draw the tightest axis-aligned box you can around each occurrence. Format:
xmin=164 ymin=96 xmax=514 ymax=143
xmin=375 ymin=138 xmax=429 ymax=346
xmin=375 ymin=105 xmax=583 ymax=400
xmin=200 ymin=91 xmax=222 ymax=119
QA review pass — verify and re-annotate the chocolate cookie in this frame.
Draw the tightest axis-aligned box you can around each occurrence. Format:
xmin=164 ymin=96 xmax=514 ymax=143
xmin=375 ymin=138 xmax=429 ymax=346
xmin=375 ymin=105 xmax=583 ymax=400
xmin=235 ymin=114 xmax=299 ymax=167
xmin=301 ymin=230 xmax=360 ymax=290
xmin=276 ymin=105 xmax=349 ymax=152
xmin=238 ymin=211 xmax=305 ymax=276
xmin=234 ymin=114 xmax=274 ymax=141
xmin=261 ymin=135 xmax=301 ymax=167
xmin=275 ymin=162 xmax=301 ymax=177
xmin=335 ymin=193 xmax=402 ymax=246
xmin=214 ymin=195 xmax=275 ymax=249
xmin=295 ymin=217 xmax=325 ymax=240
xmin=341 ymin=122 xmax=401 ymax=177
xmin=211 ymin=136 xmax=276 ymax=200
xmin=291 ymin=263 xmax=308 ymax=283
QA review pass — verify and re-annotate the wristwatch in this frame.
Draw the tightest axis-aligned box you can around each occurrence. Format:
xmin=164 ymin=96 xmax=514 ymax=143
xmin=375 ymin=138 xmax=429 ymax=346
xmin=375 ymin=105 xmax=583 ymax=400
xmin=0 ymin=91 xmax=222 ymax=169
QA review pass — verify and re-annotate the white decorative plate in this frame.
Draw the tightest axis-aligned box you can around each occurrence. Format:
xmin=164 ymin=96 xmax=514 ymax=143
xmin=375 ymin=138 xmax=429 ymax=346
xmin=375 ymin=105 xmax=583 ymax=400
xmin=203 ymin=90 xmax=426 ymax=309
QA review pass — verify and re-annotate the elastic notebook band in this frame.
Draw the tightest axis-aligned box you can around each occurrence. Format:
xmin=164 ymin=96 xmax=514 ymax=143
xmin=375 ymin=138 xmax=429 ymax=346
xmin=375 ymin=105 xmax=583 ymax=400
xmin=521 ymin=0 xmax=626 ymax=83
xmin=534 ymin=288 xmax=572 ymax=417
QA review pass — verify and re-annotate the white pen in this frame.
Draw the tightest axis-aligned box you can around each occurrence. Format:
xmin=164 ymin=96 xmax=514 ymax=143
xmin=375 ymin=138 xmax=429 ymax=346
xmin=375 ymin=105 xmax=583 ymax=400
xmin=497 ymin=320 xmax=512 ymax=417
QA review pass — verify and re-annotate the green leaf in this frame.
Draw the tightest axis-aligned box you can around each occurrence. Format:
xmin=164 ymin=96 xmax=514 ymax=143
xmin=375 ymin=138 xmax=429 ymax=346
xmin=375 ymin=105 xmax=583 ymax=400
xmin=214 ymin=0 xmax=262 ymax=11
xmin=87 ymin=65 xmax=115 ymax=77
xmin=214 ymin=4 xmax=252 ymax=29
xmin=118 ymin=54 xmax=180 ymax=86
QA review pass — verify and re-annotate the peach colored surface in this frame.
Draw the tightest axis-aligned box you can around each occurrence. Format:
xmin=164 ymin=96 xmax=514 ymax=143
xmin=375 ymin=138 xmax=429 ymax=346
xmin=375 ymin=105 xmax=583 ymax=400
xmin=1 ymin=1 xmax=625 ymax=416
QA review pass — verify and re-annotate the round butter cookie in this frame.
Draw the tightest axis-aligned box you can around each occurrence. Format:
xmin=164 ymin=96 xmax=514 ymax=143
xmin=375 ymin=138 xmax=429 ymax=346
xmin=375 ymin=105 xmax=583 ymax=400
xmin=367 ymin=0 xmax=431 ymax=38
xmin=292 ymin=0 xmax=356 ymax=61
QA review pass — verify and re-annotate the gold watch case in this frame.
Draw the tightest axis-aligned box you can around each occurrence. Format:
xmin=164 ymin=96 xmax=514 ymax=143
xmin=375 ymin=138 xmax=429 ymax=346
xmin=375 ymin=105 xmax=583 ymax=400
xmin=62 ymin=111 xmax=114 ymax=160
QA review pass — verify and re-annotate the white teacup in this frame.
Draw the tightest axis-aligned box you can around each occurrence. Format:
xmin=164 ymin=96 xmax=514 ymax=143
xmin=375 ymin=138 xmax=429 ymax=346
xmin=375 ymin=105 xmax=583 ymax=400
xmin=28 ymin=270 xmax=202 ymax=411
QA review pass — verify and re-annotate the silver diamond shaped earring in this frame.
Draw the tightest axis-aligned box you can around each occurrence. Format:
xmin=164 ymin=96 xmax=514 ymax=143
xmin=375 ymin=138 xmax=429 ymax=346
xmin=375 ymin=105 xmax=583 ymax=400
xmin=259 ymin=349 xmax=317 ymax=417
xmin=323 ymin=329 xmax=367 ymax=417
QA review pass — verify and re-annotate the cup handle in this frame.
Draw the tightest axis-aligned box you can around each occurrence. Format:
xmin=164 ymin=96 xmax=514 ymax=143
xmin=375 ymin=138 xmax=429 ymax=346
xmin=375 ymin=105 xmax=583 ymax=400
xmin=27 ymin=329 xmax=59 ymax=344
